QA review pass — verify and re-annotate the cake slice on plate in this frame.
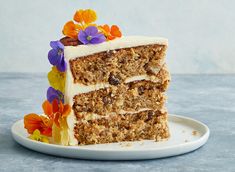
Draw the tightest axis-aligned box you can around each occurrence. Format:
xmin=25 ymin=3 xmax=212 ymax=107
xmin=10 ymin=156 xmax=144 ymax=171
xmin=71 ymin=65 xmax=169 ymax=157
xmin=24 ymin=9 xmax=170 ymax=146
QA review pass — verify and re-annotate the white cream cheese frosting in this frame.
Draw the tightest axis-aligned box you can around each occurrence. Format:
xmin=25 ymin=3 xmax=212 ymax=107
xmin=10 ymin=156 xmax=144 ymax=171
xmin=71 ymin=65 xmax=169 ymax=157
xmin=62 ymin=36 xmax=168 ymax=145
xmin=64 ymin=36 xmax=168 ymax=60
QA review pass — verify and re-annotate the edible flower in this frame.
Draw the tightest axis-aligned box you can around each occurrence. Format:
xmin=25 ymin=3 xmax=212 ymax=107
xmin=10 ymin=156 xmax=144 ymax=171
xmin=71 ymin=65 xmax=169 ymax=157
xmin=78 ymin=26 xmax=106 ymax=45
xmin=24 ymin=113 xmax=52 ymax=137
xmin=47 ymin=87 xmax=64 ymax=103
xmin=28 ymin=129 xmax=49 ymax=143
xmin=62 ymin=21 xmax=82 ymax=38
xmin=24 ymin=99 xmax=71 ymax=139
xmin=99 ymin=24 xmax=122 ymax=40
xmin=62 ymin=9 xmax=122 ymax=44
xmin=47 ymin=66 xmax=65 ymax=93
xmin=63 ymin=9 xmax=97 ymax=38
xmin=48 ymin=41 xmax=66 ymax=72
xmin=42 ymin=100 xmax=71 ymax=128
xmin=73 ymin=9 xmax=97 ymax=25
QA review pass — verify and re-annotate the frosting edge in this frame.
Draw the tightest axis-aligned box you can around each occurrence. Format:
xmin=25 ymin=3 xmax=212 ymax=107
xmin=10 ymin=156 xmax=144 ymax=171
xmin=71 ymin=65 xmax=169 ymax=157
xmin=64 ymin=36 xmax=168 ymax=60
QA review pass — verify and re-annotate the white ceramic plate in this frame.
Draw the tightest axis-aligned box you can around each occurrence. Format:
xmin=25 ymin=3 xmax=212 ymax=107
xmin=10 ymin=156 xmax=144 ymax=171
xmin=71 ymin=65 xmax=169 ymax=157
xmin=11 ymin=114 xmax=209 ymax=160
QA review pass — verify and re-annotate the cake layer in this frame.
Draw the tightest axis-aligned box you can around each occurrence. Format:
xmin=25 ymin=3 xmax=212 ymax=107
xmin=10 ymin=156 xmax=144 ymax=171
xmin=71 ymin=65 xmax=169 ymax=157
xmin=65 ymin=63 xmax=170 ymax=100
xmin=73 ymin=80 xmax=166 ymax=116
xmin=74 ymin=110 xmax=169 ymax=145
xmin=69 ymin=44 xmax=167 ymax=85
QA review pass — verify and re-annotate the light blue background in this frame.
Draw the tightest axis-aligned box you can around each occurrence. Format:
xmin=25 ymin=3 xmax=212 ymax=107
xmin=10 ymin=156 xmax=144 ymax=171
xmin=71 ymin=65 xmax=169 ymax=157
xmin=0 ymin=0 xmax=234 ymax=73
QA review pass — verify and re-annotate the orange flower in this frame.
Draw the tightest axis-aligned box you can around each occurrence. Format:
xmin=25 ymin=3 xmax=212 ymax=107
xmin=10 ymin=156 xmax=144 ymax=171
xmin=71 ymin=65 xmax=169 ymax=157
xmin=42 ymin=99 xmax=71 ymax=128
xmin=74 ymin=9 xmax=97 ymax=24
xmin=42 ymin=100 xmax=53 ymax=118
xmin=62 ymin=21 xmax=82 ymax=38
xmin=99 ymin=24 xmax=122 ymax=40
xmin=24 ymin=100 xmax=71 ymax=137
xmin=24 ymin=113 xmax=52 ymax=137
xmin=73 ymin=10 xmax=84 ymax=23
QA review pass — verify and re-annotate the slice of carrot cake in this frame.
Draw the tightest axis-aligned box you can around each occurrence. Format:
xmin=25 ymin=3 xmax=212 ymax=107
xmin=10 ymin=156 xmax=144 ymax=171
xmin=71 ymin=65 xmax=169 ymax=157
xmin=23 ymin=9 xmax=170 ymax=146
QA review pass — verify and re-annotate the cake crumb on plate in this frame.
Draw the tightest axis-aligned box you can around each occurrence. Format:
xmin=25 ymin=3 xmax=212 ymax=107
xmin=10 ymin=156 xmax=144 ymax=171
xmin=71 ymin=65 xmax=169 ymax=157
xmin=192 ymin=130 xmax=198 ymax=136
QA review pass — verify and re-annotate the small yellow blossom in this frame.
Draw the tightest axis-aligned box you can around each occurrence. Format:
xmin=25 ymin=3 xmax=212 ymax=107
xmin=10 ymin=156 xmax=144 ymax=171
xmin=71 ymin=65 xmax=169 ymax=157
xmin=28 ymin=129 xmax=49 ymax=143
xmin=47 ymin=66 xmax=66 ymax=93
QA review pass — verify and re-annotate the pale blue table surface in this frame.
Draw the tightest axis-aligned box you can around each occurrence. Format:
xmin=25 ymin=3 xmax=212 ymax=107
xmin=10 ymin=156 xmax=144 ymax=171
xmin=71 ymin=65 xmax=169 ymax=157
xmin=0 ymin=73 xmax=234 ymax=172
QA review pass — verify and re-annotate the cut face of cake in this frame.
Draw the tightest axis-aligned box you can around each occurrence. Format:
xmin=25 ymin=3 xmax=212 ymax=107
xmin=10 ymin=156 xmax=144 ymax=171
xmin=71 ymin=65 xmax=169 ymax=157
xmin=60 ymin=36 xmax=170 ymax=145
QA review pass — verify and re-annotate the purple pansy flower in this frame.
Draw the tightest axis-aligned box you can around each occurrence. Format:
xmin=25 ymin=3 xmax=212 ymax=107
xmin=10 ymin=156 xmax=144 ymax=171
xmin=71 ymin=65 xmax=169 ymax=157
xmin=78 ymin=26 xmax=106 ymax=45
xmin=48 ymin=41 xmax=66 ymax=72
xmin=47 ymin=87 xmax=64 ymax=103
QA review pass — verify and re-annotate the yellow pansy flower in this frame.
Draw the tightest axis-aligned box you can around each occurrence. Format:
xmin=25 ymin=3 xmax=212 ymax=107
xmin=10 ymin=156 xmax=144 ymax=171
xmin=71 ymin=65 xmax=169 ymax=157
xmin=47 ymin=66 xmax=66 ymax=93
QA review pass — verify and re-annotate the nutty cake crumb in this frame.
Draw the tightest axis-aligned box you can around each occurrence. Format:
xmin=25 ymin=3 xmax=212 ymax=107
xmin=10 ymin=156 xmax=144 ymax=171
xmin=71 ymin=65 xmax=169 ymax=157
xmin=120 ymin=143 xmax=132 ymax=147
xmin=74 ymin=111 xmax=169 ymax=145
xmin=192 ymin=130 xmax=198 ymax=136
xmin=70 ymin=44 xmax=167 ymax=85
xmin=73 ymin=80 xmax=166 ymax=116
